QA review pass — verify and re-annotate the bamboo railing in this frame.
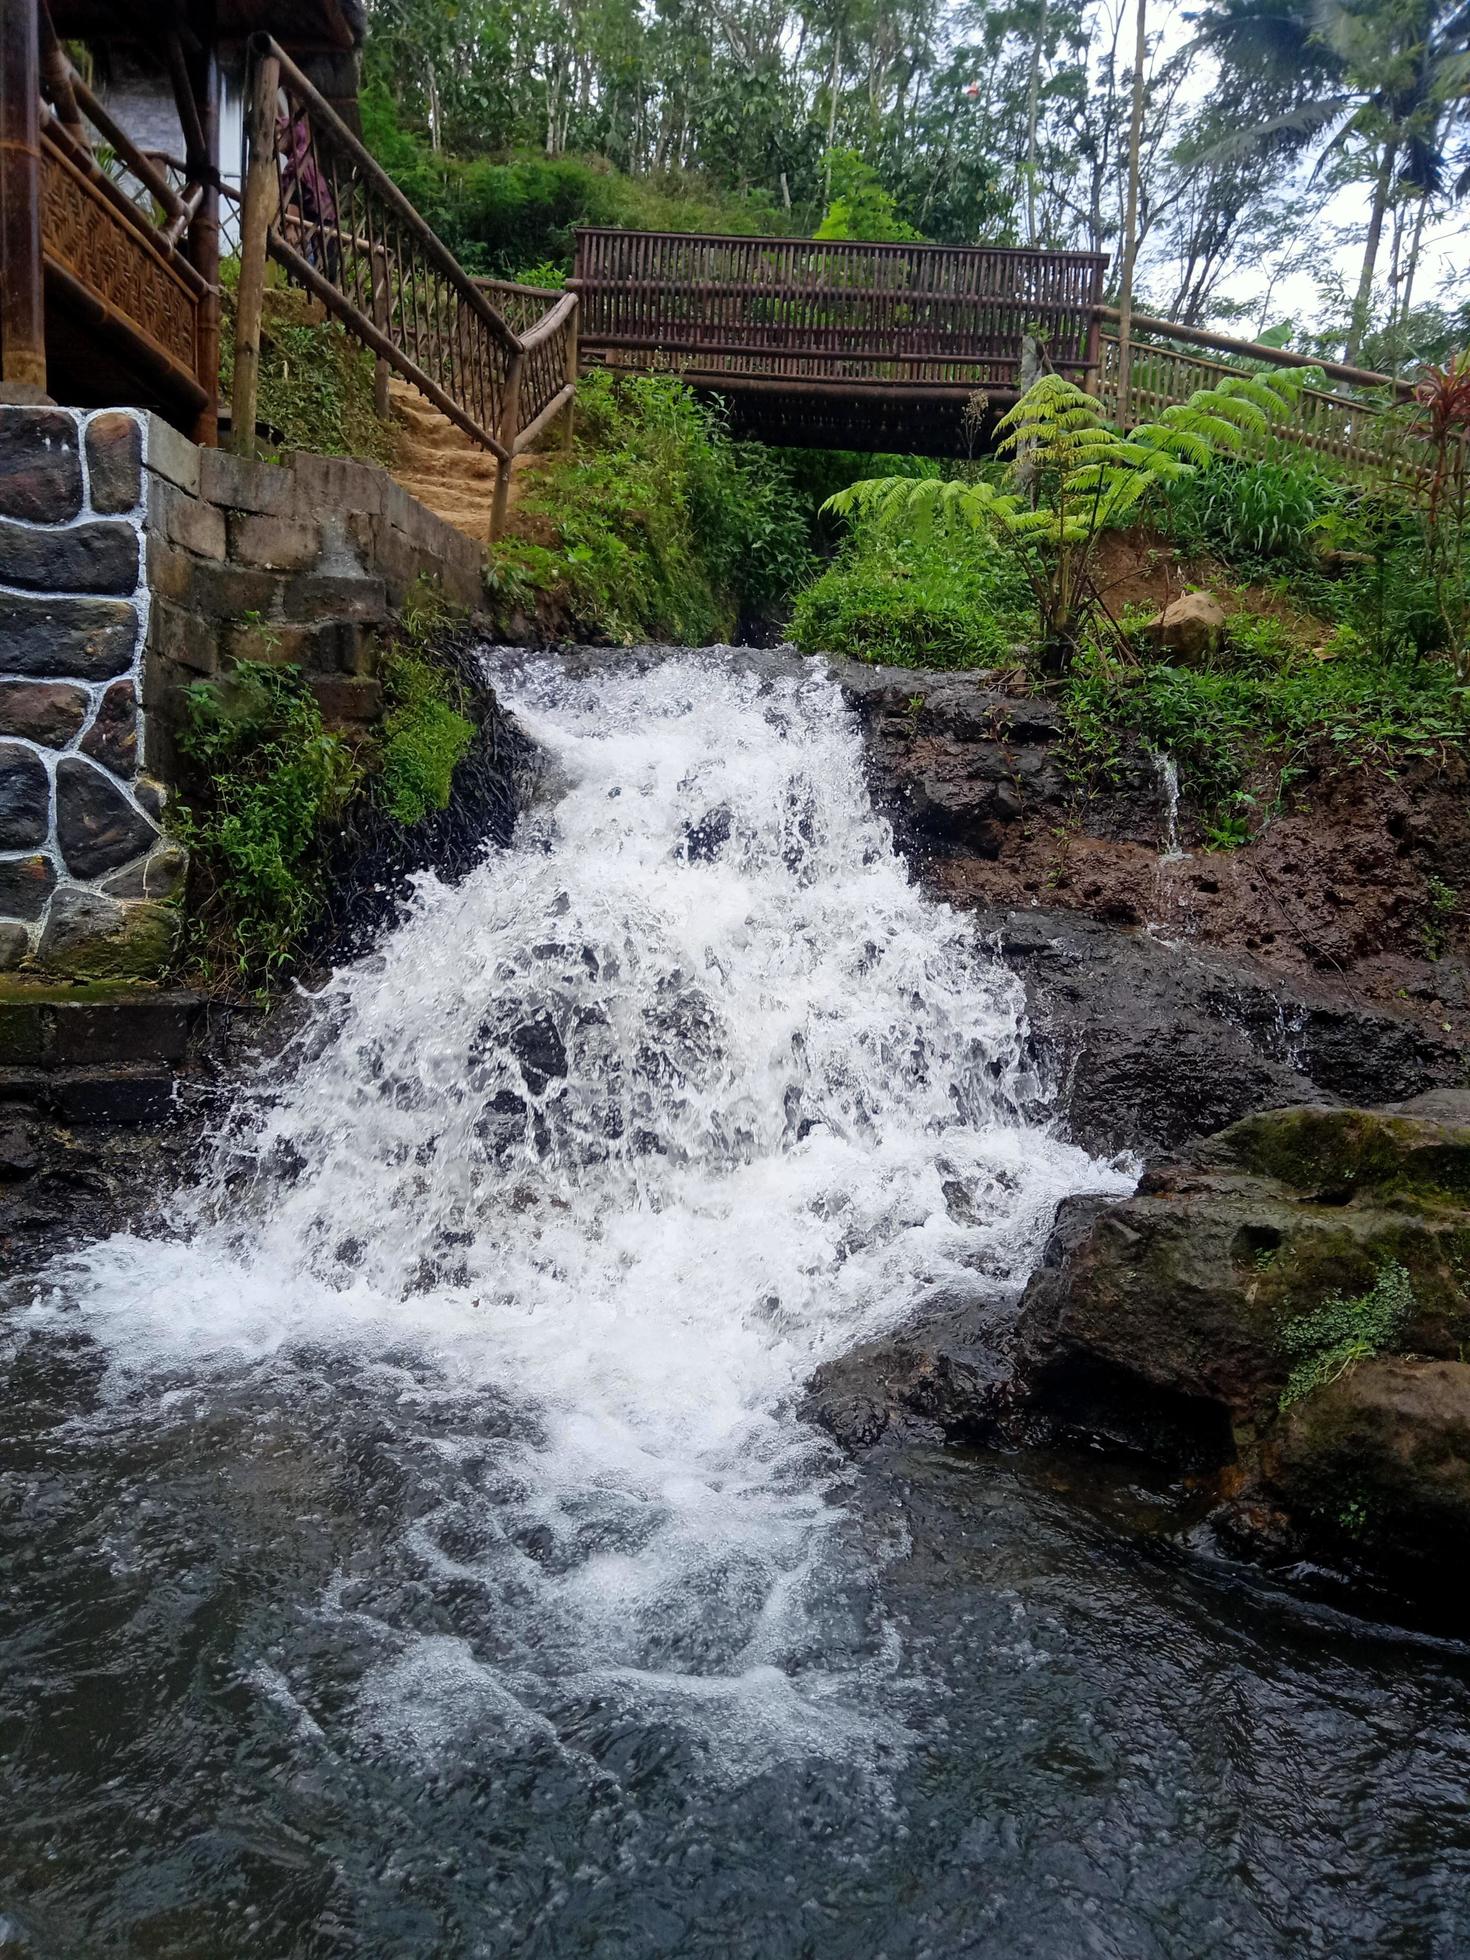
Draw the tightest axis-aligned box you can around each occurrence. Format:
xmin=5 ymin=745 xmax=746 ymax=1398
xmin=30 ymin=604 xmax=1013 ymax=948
xmin=232 ymin=37 xmax=578 ymax=534
xmin=570 ymin=228 xmax=1107 ymax=394
xmin=1095 ymin=310 xmax=1415 ymax=485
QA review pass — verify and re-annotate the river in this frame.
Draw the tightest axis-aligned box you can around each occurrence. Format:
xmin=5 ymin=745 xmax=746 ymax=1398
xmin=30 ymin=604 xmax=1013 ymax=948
xmin=3 ymin=650 xmax=1469 ymax=1956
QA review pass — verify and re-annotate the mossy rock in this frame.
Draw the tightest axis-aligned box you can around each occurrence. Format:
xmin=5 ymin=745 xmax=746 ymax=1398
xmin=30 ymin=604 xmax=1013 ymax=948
xmin=1272 ymin=1356 xmax=1470 ymax=1574
xmin=1212 ymin=1103 xmax=1470 ymax=1208
xmin=34 ymin=890 xmax=176 ymax=982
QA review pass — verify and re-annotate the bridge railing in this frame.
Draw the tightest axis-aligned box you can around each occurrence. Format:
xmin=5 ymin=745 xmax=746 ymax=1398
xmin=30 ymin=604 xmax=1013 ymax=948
xmin=1095 ymin=309 xmax=1416 ymax=485
xmin=570 ymin=228 xmax=1107 ymax=395
xmin=232 ymin=38 xmax=577 ymax=532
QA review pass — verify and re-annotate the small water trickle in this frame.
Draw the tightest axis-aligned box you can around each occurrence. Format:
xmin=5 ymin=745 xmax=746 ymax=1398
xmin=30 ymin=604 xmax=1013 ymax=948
xmin=1153 ymin=751 xmax=1188 ymax=866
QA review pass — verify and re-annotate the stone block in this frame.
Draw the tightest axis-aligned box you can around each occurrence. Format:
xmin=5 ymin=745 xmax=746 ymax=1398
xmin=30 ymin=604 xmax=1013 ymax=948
xmin=0 ymin=516 xmax=139 ymax=594
xmin=86 ymin=412 xmax=144 ymax=513
xmin=0 ymin=1112 xmax=39 ymax=1175
xmin=198 ymin=448 xmax=296 ymax=515
xmin=0 ymin=854 xmax=56 ymax=921
xmin=0 ymin=593 xmax=137 ymax=680
xmin=133 ymin=776 xmax=166 ymax=821
xmin=149 ymin=478 xmax=226 ymax=559
xmin=286 ymin=452 xmax=385 ymax=517
xmin=101 ymin=842 xmax=187 ymax=901
xmin=0 ymin=923 xmax=30 ymax=969
xmin=55 ymin=756 xmax=158 ymax=878
xmin=0 ymin=680 xmax=89 ymax=746
xmin=50 ymin=994 xmax=196 ymax=1067
xmin=53 ymin=1068 xmax=176 ymax=1123
xmin=0 ymin=409 xmax=82 ymax=522
xmin=144 ymin=534 xmax=196 ymax=605
xmin=224 ymin=618 xmax=318 ymax=666
xmin=337 ymin=623 xmax=381 ymax=677
xmin=310 ymin=676 xmax=382 ymax=726
xmin=229 ymin=510 xmax=323 ymax=572
xmin=149 ymin=598 xmax=220 ymax=678
xmin=283 ymin=571 xmax=387 ymax=625
xmin=186 ymin=559 xmax=283 ymax=620
xmin=0 ymin=1001 xmax=46 ymax=1067
xmin=0 ymin=744 xmax=50 ymax=848
xmin=142 ymin=414 xmax=201 ymax=496
xmin=79 ymin=679 xmax=139 ymax=776
xmin=35 ymin=888 xmax=174 ymax=982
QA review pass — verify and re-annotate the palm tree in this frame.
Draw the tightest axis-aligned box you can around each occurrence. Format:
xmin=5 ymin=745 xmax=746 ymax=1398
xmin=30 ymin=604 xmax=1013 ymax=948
xmin=1193 ymin=0 xmax=1470 ymax=362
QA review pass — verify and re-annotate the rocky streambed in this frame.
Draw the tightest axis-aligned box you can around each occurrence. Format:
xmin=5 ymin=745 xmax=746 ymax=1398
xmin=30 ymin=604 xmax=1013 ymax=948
xmin=814 ymin=657 xmax=1470 ymax=1614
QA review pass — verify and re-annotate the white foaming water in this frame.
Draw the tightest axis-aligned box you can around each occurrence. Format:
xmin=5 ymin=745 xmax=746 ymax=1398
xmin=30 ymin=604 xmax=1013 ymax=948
xmin=32 ymin=652 xmax=1132 ymax=1768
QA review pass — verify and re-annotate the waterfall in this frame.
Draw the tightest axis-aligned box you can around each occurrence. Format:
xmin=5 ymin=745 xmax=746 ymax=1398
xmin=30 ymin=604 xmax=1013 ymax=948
xmin=28 ymin=651 xmax=1130 ymax=1771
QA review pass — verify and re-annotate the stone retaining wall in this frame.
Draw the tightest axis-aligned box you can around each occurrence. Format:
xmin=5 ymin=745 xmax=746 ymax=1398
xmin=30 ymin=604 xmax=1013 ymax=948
xmin=0 ymin=405 xmax=485 ymax=981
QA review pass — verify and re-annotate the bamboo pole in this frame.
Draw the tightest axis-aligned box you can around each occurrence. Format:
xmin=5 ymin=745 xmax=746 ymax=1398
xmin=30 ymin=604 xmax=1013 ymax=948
xmin=562 ymin=295 xmax=579 ymax=452
xmin=1 ymin=0 xmax=46 ymax=392
xmin=184 ymin=39 xmax=220 ymax=445
xmin=491 ymin=348 xmax=523 ymax=537
xmin=231 ymin=46 xmax=280 ymax=457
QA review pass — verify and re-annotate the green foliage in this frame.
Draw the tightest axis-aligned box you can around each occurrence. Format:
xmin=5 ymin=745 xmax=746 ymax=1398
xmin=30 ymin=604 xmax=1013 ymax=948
xmin=827 ymin=367 xmax=1323 ymax=672
xmin=358 ymin=87 xmax=786 ymax=277
xmin=1060 ymin=640 xmax=1470 ymax=840
xmin=378 ymin=652 xmax=476 ymax=828
xmin=1278 ymin=1262 xmax=1414 ymax=1410
xmin=814 ymin=148 xmax=921 ymax=241
xmin=790 ymin=530 xmax=1033 ymax=668
xmin=173 ymin=663 xmax=362 ymax=986
xmin=1162 ymin=457 xmax=1333 ymax=567
xmin=488 ymin=371 xmax=811 ymax=642
xmin=219 ymin=287 xmax=395 ymax=465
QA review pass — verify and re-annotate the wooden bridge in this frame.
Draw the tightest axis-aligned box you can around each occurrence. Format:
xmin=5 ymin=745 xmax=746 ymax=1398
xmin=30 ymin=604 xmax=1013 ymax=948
xmin=0 ymin=16 xmax=1411 ymax=517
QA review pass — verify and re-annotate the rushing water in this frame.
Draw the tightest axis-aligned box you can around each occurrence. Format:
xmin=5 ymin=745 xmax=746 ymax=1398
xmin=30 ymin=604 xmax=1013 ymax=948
xmin=4 ymin=650 xmax=1470 ymax=1957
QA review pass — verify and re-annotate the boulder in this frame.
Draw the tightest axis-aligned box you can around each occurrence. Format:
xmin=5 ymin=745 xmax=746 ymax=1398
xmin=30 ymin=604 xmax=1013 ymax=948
xmin=1138 ymin=590 xmax=1226 ymax=666
xmin=1011 ymin=1093 xmax=1470 ymax=1594
xmin=35 ymin=888 xmax=175 ymax=981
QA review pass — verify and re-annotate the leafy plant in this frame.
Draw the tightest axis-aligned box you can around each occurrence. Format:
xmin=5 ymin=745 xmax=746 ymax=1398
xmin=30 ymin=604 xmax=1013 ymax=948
xmin=1162 ymin=456 xmax=1333 ymax=567
xmin=1404 ymin=350 xmax=1470 ymax=677
xmin=487 ymin=371 xmax=811 ymax=642
xmin=826 ymin=367 xmax=1323 ymax=675
xmin=790 ymin=530 xmax=1032 ymax=667
xmin=378 ymin=651 xmax=476 ymax=827
xmin=1277 ymin=1262 xmax=1413 ymax=1410
xmin=173 ymin=663 xmax=362 ymax=986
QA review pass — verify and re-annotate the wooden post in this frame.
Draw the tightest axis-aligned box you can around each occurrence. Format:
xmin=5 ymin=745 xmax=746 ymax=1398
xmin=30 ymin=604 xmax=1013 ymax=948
xmin=184 ymin=38 xmax=221 ymax=445
xmin=562 ymin=297 xmax=579 ymax=452
xmin=231 ymin=44 xmax=280 ymax=457
xmin=371 ymin=243 xmax=391 ymax=419
xmin=491 ymin=348 xmax=522 ymax=538
xmin=0 ymin=0 xmax=47 ymax=393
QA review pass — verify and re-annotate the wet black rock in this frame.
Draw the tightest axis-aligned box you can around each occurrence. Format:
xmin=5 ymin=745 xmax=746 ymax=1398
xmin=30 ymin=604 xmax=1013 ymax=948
xmin=0 ymin=742 xmax=49 ymax=849
xmin=975 ymin=906 xmax=1461 ymax=1159
xmin=55 ymin=756 xmax=157 ymax=878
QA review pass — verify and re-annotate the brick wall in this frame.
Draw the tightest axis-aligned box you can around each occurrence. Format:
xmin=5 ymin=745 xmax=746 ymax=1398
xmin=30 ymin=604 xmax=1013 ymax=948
xmin=1 ymin=405 xmax=486 ymax=982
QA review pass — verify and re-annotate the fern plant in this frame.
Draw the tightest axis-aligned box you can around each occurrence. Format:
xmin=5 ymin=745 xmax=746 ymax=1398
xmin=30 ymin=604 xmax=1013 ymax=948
xmin=825 ymin=367 xmax=1324 ymax=675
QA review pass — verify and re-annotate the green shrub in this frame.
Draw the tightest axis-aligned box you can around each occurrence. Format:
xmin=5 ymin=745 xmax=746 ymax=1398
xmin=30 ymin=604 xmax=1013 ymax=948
xmin=1278 ymin=1263 xmax=1413 ymax=1409
xmin=1162 ymin=457 xmax=1333 ymax=568
xmin=173 ymin=663 xmax=362 ymax=986
xmin=1061 ymin=640 xmax=1470 ymax=842
xmin=790 ymin=531 xmax=1032 ymax=668
xmin=378 ymin=652 xmax=476 ymax=827
xmin=489 ymin=371 xmax=811 ymax=642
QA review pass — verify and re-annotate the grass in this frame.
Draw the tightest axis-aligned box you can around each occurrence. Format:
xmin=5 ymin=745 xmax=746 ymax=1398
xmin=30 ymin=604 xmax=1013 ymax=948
xmin=219 ymin=283 xmax=397 ymax=467
xmin=1277 ymin=1262 xmax=1414 ymax=1410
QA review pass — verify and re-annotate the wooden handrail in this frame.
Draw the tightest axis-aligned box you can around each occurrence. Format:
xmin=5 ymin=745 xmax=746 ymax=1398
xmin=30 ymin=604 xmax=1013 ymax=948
xmin=232 ymin=35 xmax=580 ymax=531
xmin=1093 ymin=305 xmax=1410 ymax=398
xmin=259 ymin=37 xmax=520 ymax=358
xmin=575 ymin=223 xmax=1109 ymax=264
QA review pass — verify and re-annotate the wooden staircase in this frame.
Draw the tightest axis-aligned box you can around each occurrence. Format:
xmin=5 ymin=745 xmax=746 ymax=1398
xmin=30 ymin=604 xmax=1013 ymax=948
xmin=387 ymin=376 xmax=504 ymax=546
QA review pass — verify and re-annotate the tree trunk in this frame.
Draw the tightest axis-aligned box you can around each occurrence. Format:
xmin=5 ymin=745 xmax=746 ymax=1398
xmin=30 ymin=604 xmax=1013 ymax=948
xmin=1115 ymin=0 xmax=1148 ymax=427
xmin=1023 ymin=0 xmax=1050 ymax=246
xmin=1345 ymin=138 xmax=1396 ymax=365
